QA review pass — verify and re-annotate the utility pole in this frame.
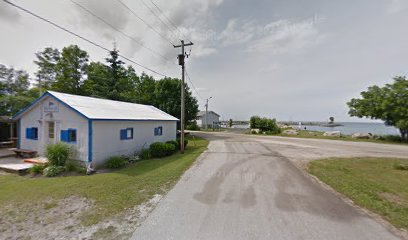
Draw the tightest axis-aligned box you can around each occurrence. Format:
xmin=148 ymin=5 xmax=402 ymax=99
xmin=174 ymin=40 xmax=193 ymax=154
xmin=205 ymin=97 xmax=212 ymax=130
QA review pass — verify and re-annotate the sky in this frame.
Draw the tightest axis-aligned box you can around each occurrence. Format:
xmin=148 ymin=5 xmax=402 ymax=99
xmin=1 ymin=0 xmax=407 ymax=122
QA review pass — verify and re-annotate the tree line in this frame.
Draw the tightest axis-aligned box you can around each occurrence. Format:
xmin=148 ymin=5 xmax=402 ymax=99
xmin=0 ymin=45 xmax=199 ymax=126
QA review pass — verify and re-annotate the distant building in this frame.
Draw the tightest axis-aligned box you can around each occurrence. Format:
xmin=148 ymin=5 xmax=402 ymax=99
xmin=196 ymin=111 xmax=220 ymax=128
xmin=12 ymin=91 xmax=178 ymax=167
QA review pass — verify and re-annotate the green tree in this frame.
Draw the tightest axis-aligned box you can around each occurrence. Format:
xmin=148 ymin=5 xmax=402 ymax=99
xmin=228 ymin=119 xmax=233 ymax=128
xmin=82 ymin=61 xmax=110 ymax=97
xmin=153 ymin=78 xmax=199 ymax=125
xmin=348 ymin=76 xmax=408 ymax=141
xmin=53 ymin=45 xmax=89 ymax=95
xmin=0 ymin=64 xmax=35 ymax=115
xmin=34 ymin=47 xmax=60 ymax=90
xmin=105 ymin=48 xmax=130 ymax=101
xmin=250 ymin=116 xmax=261 ymax=129
xmin=134 ymin=73 xmax=157 ymax=104
xmin=249 ymin=115 xmax=280 ymax=134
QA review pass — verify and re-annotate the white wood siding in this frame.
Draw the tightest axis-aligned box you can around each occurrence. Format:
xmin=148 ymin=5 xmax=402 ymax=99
xmin=19 ymin=95 xmax=89 ymax=161
xmin=92 ymin=121 xmax=176 ymax=166
xmin=197 ymin=112 xmax=220 ymax=127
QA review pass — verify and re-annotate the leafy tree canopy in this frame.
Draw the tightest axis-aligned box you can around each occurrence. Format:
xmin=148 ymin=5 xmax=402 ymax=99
xmin=0 ymin=64 xmax=36 ymax=116
xmin=347 ymin=76 xmax=408 ymax=141
xmin=2 ymin=44 xmax=199 ymax=125
xmin=250 ymin=115 xmax=281 ymax=134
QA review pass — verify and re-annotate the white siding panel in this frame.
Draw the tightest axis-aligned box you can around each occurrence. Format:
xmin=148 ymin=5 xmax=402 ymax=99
xmin=92 ymin=121 xmax=176 ymax=166
xmin=197 ymin=112 xmax=220 ymax=127
xmin=19 ymin=96 xmax=89 ymax=162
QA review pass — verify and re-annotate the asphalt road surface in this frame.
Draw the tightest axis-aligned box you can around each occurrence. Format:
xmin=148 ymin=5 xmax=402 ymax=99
xmin=132 ymin=132 xmax=408 ymax=240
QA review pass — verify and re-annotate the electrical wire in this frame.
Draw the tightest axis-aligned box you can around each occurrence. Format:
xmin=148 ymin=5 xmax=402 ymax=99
xmin=116 ymin=0 xmax=175 ymax=46
xmin=148 ymin=0 xmax=189 ymax=41
xmin=139 ymin=0 xmax=178 ymax=42
xmin=185 ymin=69 xmax=203 ymax=101
xmin=2 ymin=0 xmax=168 ymax=77
xmin=70 ymin=0 xmax=171 ymax=62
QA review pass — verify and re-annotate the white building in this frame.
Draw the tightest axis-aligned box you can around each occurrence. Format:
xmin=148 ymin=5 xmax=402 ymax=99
xmin=196 ymin=111 xmax=220 ymax=128
xmin=13 ymin=91 xmax=178 ymax=167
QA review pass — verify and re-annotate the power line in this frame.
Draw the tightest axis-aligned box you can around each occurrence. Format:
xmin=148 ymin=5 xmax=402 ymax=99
xmin=116 ymin=0 xmax=175 ymax=46
xmin=70 ymin=0 xmax=171 ymax=62
xmin=185 ymin=69 xmax=203 ymax=101
xmin=148 ymin=0 xmax=189 ymax=41
xmin=140 ymin=0 xmax=178 ymax=42
xmin=2 ymin=0 xmax=168 ymax=77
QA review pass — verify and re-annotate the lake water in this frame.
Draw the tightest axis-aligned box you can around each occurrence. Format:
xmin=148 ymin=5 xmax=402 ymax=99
xmin=232 ymin=122 xmax=400 ymax=136
xmin=293 ymin=122 xmax=400 ymax=136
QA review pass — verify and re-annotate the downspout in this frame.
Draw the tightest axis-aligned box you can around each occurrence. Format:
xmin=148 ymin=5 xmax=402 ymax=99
xmin=88 ymin=119 xmax=93 ymax=163
xmin=87 ymin=119 xmax=95 ymax=174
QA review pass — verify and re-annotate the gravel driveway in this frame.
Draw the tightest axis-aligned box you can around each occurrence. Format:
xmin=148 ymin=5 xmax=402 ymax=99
xmin=132 ymin=132 xmax=408 ymax=240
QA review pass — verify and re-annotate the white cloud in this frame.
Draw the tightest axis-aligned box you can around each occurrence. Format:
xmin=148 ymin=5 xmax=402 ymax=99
xmin=193 ymin=46 xmax=218 ymax=57
xmin=248 ymin=18 xmax=324 ymax=54
xmin=219 ymin=19 xmax=257 ymax=46
xmin=0 ymin=1 xmax=20 ymax=22
xmin=386 ymin=0 xmax=406 ymax=14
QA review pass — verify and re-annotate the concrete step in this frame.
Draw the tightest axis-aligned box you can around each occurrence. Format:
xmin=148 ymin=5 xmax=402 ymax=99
xmin=0 ymin=163 xmax=33 ymax=175
xmin=0 ymin=148 xmax=17 ymax=159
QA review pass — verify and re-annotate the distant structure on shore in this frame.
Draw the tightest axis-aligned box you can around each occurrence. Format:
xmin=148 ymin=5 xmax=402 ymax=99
xmin=279 ymin=121 xmax=344 ymax=127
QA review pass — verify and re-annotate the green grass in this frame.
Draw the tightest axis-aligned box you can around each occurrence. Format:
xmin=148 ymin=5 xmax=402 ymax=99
xmin=0 ymin=137 xmax=208 ymax=226
xmin=278 ymin=130 xmax=408 ymax=145
xmin=308 ymin=157 xmax=408 ymax=230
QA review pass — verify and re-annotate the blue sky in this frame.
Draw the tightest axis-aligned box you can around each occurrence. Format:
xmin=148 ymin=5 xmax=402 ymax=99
xmin=1 ymin=0 xmax=407 ymax=121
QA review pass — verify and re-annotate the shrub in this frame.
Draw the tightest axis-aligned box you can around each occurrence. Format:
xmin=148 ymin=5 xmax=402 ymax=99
xmin=106 ymin=156 xmax=127 ymax=169
xmin=65 ymin=160 xmax=81 ymax=172
xmin=394 ymin=163 xmax=408 ymax=171
xmin=164 ymin=143 xmax=176 ymax=156
xmin=186 ymin=122 xmax=200 ymax=131
xmin=77 ymin=166 xmax=87 ymax=174
xmin=149 ymin=142 xmax=168 ymax=158
xmin=29 ymin=164 xmax=46 ymax=175
xmin=250 ymin=116 xmax=261 ymax=129
xmin=249 ymin=116 xmax=280 ymax=134
xmin=166 ymin=140 xmax=179 ymax=151
xmin=46 ymin=143 xmax=71 ymax=166
xmin=381 ymin=135 xmax=403 ymax=142
xmin=139 ymin=148 xmax=151 ymax=160
xmin=43 ymin=166 xmax=65 ymax=177
xmin=176 ymin=138 xmax=188 ymax=149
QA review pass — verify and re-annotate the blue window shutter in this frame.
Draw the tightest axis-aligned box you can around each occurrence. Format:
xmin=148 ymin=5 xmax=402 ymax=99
xmin=120 ymin=129 xmax=126 ymax=140
xmin=154 ymin=128 xmax=158 ymax=136
xmin=26 ymin=128 xmax=31 ymax=139
xmin=61 ymin=130 xmax=68 ymax=142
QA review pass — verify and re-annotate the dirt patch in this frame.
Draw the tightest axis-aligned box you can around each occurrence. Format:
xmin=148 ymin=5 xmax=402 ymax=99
xmin=378 ymin=192 xmax=406 ymax=206
xmin=0 ymin=194 xmax=162 ymax=240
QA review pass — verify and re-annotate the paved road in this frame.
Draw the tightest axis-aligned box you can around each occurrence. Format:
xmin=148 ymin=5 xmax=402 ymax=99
xmin=132 ymin=132 xmax=408 ymax=240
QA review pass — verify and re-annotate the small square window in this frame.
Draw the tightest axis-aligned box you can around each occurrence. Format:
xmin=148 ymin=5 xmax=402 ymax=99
xmin=120 ymin=128 xmax=133 ymax=140
xmin=154 ymin=127 xmax=163 ymax=136
xmin=26 ymin=127 xmax=38 ymax=140
xmin=61 ymin=129 xmax=76 ymax=143
xmin=68 ymin=129 xmax=77 ymax=142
